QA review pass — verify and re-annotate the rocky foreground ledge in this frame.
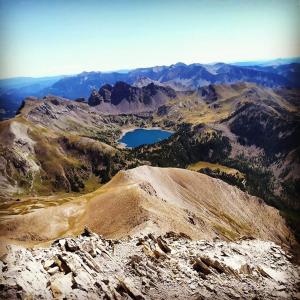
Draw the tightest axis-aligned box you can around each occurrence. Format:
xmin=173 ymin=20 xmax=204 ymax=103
xmin=1 ymin=229 xmax=299 ymax=300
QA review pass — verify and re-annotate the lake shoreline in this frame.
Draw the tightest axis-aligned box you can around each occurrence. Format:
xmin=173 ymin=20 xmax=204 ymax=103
xmin=118 ymin=127 xmax=174 ymax=148
xmin=119 ymin=126 xmax=173 ymax=139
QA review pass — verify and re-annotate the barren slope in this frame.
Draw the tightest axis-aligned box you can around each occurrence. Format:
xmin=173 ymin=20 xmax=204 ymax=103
xmin=0 ymin=166 xmax=293 ymax=250
xmin=0 ymin=115 xmax=122 ymax=198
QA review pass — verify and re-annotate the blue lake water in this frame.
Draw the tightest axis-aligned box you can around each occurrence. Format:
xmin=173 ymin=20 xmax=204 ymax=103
xmin=119 ymin=128 xmax=174 ymax=148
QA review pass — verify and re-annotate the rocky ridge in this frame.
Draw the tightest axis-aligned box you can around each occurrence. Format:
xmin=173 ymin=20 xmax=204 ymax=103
xmin=1 ymin=229 xmax=299 ymax=299
xmin=88 ymin=81 xmax=176 ymax=114
xmin=0 ymin=166 xmax=293 ymax=248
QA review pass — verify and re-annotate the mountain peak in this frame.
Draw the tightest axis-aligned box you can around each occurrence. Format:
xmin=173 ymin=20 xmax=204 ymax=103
xmin=172 ymin=62 xmax=187 ymax=67
xmin=87 ymin=81 xmax=176 ymax=113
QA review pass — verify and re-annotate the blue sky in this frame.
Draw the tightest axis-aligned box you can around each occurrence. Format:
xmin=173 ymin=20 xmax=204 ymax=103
xmin=0 ymin=0 xmax=299 ymax=78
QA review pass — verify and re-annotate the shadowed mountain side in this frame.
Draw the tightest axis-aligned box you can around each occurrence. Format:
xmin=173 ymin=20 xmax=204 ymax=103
xmin=0 ymin=166 xmax=293 ymax=250
xmin=88 ymin=82 xmax=176 ymax=114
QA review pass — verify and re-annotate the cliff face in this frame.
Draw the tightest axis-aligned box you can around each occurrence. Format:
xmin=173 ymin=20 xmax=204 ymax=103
xmin=88 ymin=82 xmax=176 ymax=114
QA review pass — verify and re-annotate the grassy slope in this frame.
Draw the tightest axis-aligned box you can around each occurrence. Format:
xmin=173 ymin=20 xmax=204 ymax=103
xmin=187 ymin=161 xmax=244 ymax=179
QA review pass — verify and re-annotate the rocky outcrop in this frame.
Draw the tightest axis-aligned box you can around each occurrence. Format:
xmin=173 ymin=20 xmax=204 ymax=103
xmin=198 ymin=84 xmax=218 ymax=102
xmin=133 ymin=76 xmax=163 ymax=88
xmin=88 ymin=82 xmax=176 ymax=114
xmin=1 ymin=230 xmax=299 ymax=299
xmin=99 ymin=83 xmax=113 ymax=102
xmin=88 ymin=89 xmax=103 ymax=106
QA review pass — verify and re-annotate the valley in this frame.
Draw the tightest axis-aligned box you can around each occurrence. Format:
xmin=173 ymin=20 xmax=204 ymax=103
xmin=1 ymin=0 xmax=299 ymax=297
xmin=1 ymin=80 xmax=299 ymax=223
xmin=0 ymin=65 xmax=299 ymax=299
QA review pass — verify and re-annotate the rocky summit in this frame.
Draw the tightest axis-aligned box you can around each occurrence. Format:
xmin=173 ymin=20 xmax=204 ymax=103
xmin=1 ymin=229 xmax=299 ymax=300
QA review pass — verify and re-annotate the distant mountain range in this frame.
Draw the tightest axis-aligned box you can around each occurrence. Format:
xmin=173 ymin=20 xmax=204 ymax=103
xmin=0 ymin=58 xmax=299 ymax=119
xmin=232 ymin=56 xmax=300 ymax=67
xmin=0 ymin=75 xmax=65 ymax=119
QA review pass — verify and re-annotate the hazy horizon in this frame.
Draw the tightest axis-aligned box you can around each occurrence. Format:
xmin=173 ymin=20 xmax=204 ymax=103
xmin=1 ymin=0 xmax=299 ymax=79
xmin=0 ymin=55 xmax=300 ymax=80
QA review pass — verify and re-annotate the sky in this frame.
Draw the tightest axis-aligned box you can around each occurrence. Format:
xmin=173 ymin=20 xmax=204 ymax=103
xmin=0 ymin=0 xmax=299 ymax=78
